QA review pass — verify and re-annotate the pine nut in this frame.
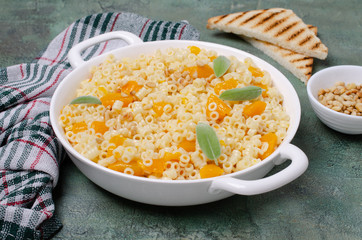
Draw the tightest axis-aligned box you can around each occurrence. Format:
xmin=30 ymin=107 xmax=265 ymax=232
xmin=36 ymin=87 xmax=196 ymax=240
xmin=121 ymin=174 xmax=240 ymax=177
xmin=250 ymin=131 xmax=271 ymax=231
xmin=318 ymin=81 xmax=362 ymax=116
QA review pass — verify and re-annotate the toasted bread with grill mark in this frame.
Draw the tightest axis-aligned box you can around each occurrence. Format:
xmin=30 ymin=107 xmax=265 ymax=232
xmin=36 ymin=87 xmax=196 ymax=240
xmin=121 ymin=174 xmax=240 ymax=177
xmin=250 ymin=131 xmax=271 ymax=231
xmin=242 ymin=25 xmax=318 ymax=84
xmin=207 ymin=8 xmax=328 ymax=59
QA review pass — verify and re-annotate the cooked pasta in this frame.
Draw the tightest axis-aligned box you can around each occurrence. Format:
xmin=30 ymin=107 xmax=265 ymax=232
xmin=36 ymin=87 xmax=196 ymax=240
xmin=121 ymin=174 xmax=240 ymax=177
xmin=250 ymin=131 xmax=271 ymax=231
xmin=59 ymin=46 xmax=290 ymax=180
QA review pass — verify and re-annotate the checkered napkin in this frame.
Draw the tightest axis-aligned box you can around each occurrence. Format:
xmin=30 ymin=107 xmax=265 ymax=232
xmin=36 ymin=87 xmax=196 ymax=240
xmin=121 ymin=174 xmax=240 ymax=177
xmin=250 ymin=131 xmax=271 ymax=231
xmin=0 ymin=12 xmax=199 ymax=240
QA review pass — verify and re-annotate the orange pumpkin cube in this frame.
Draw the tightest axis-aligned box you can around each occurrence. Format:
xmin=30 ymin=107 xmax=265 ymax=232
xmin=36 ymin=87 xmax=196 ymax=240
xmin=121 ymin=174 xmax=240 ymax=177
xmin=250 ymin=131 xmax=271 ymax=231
xmin=121 ymin=80 xmax=143 ymax=95
xmin=248 ymin=66 xmax=264 ymax=78
xmin=184 ymin=65 xmax=214 ymax=79
xmin=91 ymin=121 xmax=108 ymax=134
xmin=253 ymin=83 xmax=268 ymax=98
xmin=163 ymin=152 xmax=182 ymax=162
xmin=100 ymin=92 xmax=134 ymax=108
xmin=259 ymin=132 xmax=278 ymax=160
xmin=109 ymin=135 xmax=126 ymax=146
xmin=178 ymin=140 xmax=196 ymax=152
xmin=242 ymin=101 xmax=266 ymax=118
xmin=214 ymin=78 xmax=239 ymax=95
xmin=138 ymin=158 xmax=167 ymax=175
xmin=153 ymin=101 xmax=172 ymax=117
xmin=71 ymin=121 xmax=87 ymax=134
xmin=188 ymin=46 xmax=201 ymax=55
xmin=206 ymin=94 xmax=231 ymax=121
xmin=200 ymin=164 xmax=224 ymax=178
xmin=108 ymin=160 xmax=144 ymax=176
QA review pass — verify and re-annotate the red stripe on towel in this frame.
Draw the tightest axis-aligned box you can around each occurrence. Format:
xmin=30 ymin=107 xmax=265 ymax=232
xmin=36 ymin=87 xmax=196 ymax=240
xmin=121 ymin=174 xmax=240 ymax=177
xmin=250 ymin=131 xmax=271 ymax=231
xmin=5 ymin=198 xmax=33 ymax=206
xmin=99 ymin=13 xmax=122 ymax=55
xmin=30 ymin=136 xmax=56 ymax=169
xmin=1 ymin=171 xmax=9 ymax=195
xmin=50 ymin=26 xmax=71 ymax=66
xmin=2 ymin=85 xmax=29 ymax=101
xmin=32 ymin=69 xmax=66 ymax=99
xmin=20 ymin=64 xmax=24 ymax=79
xmin=139 ymin=19 xmax=150 ymax=37
xmin=16 ymin=139 xmax=58 ymax=167
xmin=37 ymin=196 xmax=52 ymax=218
xmin=178 ymin=24 xmax=187 ymax=40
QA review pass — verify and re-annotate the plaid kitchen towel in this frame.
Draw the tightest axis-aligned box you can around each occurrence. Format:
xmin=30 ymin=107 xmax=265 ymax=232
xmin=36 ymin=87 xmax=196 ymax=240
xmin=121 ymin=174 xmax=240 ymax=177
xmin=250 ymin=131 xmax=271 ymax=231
xmin=0 ymin=12 xmax=199 ymax=240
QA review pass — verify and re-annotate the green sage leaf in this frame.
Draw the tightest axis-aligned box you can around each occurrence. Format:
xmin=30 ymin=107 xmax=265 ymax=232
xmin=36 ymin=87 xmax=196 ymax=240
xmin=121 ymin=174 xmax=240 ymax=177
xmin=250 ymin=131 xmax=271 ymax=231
xmin=196 ymin=122 xmax=221 ymax=165
xmin=219 ymin=86 xmax=263 ymax=101
xmin=213 ymin=55 xmax=231 ymax=78
xmin=70 ymin=95 xmax=102 ymax=105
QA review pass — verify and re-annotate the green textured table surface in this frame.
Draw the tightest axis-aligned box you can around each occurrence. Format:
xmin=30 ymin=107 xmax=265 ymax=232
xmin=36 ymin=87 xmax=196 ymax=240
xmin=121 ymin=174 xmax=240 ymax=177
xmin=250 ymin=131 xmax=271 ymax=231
xmin=1 ymin=0 xmax=361 ymax=239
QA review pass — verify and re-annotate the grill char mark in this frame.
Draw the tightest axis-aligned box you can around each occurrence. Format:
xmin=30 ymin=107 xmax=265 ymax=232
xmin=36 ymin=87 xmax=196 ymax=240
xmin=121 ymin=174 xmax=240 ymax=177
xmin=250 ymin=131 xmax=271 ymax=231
xmin=298 ymin=63 xmax=313 ymax=69
xmin=263 ymin=15 xmax=290 ymax=32
xmin=288 ymin=28 xmax=305 ymax=41
xmin=227 ymin=12 xmax=247 ymax=24
xmin=282 ymin=52 xmax=297 ymax=57
xmin=254 ymin=10 xmax=285 ymax=27
xmin=299 ymin=35 xmax=312 ymax=46
xmin=311 ymin=42 xmax=321 ymax=50
xmin=274 ymin=22 xmax=299 ymax=37
xmin=240 ymin=10 xmax=266 ymax=25
xmin=291 ymin=57 xmax=310 ymax=63
xmin=214 ymin=14 xmax=228 ymax=24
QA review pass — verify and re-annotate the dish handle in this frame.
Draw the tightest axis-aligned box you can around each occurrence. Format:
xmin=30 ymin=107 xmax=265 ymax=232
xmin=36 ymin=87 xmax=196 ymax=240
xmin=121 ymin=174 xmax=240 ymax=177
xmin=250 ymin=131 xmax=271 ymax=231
xmin=208 ymin=143 xmax=308 ymax=195
xmin=68 ymin=31 xmax=143 ymax=69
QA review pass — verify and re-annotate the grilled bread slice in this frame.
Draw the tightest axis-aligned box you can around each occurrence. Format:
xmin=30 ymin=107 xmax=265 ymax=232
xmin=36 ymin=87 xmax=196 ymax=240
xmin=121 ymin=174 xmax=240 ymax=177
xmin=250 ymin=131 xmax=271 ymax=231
xmin=207 ymin=8 xmax=328 ymax=59
xmin=242 ymin=25 xmax=318 ymax=84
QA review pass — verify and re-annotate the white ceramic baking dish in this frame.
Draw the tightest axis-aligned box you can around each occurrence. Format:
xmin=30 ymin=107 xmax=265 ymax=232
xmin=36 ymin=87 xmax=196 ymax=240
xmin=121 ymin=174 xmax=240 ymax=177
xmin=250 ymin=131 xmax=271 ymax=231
xmin=50 ymin=31 xmax=308 ymax=206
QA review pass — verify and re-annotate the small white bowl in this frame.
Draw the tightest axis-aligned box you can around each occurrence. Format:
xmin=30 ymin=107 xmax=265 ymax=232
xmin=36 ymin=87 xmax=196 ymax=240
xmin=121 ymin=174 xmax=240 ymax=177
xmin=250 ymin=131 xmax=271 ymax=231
xmin=307 ymin=65 xmax=362 ymax=134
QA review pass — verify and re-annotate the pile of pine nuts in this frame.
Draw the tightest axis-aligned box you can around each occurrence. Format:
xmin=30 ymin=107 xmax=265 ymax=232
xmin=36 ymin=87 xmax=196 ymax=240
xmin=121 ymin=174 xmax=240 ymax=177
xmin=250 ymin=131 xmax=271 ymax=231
xmin=318 ymin=81 xmax=362 ymax=116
